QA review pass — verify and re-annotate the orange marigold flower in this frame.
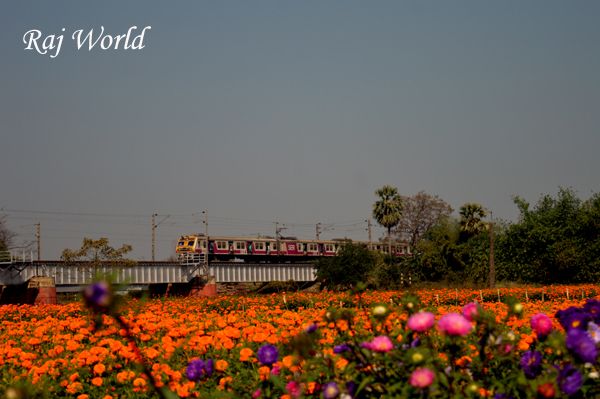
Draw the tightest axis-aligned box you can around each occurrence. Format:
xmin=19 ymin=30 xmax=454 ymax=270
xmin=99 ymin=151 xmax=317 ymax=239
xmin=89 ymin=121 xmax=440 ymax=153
xmin=258 ymin=366 xmax=271 ymax=381
xmin=133 ymin=377 xmax=146 ymax=388
xmin=91 ymin=377 xmax=103 ymax=387
xmin=77 ymin=395 xmax=89 ymax=399
xmin=215 ymin=359 xmax=229 ymax=372
xmin=282 ymin=355 xmax=295 ymax=369
xmin=336 ymin=358 xmax=348 ymax=370
xmin=66 ymin=382 xmax=82 ymax=394
xmin=240 ymin=347 xmax=254 ymax=362
xmin=93 ymin=363 xmax=106 ymax=375
xmin=218 ymin=376 xmax=233 ymax=390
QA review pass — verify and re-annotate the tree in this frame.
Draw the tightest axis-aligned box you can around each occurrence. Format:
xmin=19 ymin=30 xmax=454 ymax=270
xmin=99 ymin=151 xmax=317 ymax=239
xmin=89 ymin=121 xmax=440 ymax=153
xmin=314 ymin=242 xmax=381 ymax=290
xmin=459 ymin=203 xmax=488 ymax=241
xmin=0 ymin=215 xmax=15 ymax=252
xmin=497 ymin=188 xmax=600 ymax=284
xmin=373 ymin=185 xmax=403 ymax=255
xmin=394 ymin=191 xmax=453 ymax=248
xmin=61 ymin=238 xmax=135 ymax=277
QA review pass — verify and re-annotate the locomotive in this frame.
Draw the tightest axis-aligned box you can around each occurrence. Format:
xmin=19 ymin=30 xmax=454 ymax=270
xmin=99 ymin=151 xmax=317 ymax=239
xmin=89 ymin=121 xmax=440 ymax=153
xmin=175 ymin=234 xmax=411 ymax=263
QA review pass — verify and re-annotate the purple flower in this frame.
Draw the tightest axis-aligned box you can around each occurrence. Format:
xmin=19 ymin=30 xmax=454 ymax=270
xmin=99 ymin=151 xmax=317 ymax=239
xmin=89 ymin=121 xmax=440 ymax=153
xmin=438 ymin=313 xmax=472 ymax=336
xmin=203 ymin=358 xmax=214 ymax=376
xmin=566 ymin=328 xmax=598 ymax=363
xmin=519 ymin=350 xmax=542 ymax=379
xmin=588 ymin=322 xmax=600 ymax=344
xmin=333 ymin=344 xmax=350 ymax=354
xmin=346 ymin=381 xmax=357 ymax=396
xmin=584 ymin=299 xmax=600 ymax=323
xmin=558 ymin=364 xmax=583 ymax=396
xmin=257 ymin=344 xmax=279 ymax=366
xmin=84 ymin=281 xmax=112 ymax=310
xmin=322 ymin=382 xmax=339 ymax=399
xmin=305 ymin=323 xmax=318 ymax=333
xmin=186 ymin=359 xmax=210 ymax=381
xmin=556 ymin=307 xmax=590 ymax=331
xmin=407 ymin=312 xmax=435 ymax=332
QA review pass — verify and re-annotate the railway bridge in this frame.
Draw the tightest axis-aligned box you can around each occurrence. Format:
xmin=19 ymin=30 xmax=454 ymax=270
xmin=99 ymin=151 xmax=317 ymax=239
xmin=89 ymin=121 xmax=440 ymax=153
xmin=0 ymin=252 xmax=317 ymax=291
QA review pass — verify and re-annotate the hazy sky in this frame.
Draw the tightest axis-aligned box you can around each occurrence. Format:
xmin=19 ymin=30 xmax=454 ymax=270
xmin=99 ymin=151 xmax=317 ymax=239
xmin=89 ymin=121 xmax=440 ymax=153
xmin=1 ymin=1 xmax=599 ymax=260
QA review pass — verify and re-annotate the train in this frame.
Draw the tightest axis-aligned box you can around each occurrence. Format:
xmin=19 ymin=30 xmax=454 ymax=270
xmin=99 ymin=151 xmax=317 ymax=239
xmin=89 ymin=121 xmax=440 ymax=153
xmin=175 ymin=234 xmax=411 ymax=263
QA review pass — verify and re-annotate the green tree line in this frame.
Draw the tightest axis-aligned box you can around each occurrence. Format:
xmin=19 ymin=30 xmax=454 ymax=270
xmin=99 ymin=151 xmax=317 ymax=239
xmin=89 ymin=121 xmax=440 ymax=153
xmin=318 ymin=187 xmax=600 ymax=289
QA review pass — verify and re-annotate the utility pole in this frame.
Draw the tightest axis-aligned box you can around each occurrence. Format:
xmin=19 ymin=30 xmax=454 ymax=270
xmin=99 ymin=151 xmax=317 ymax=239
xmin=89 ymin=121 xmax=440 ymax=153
xmin=316 ymin=222 xmax=321 ymax=241
xmin=489 ymin=210 xmax=495 ymax=288
xmin=152 ymin=213 xmax=170 ymax=261
xmin=202 ymin=209 xmax=209 ymax=275
xmin=35 ymin=223 xmax=40 ymax=261
xmin=152 ymin=213 xmax=157 ymax=261
xmin=275 ymin=221 xmax=286 ymax=256
xmin=366 ymin=219 xmax=372 ymax=244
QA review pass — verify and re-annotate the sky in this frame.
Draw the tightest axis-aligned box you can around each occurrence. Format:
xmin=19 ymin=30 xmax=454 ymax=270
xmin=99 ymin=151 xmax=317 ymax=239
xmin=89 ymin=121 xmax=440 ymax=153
xmin=1 ymin=1 xmax=599 ymax=261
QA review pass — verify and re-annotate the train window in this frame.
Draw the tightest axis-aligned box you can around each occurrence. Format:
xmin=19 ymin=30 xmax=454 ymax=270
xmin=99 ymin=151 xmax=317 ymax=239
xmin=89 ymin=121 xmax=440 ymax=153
xmin=216 ymin=241 xmax=227 ymax=250
xmin=308 ymin=243 xmax=317 ymax=251
xmin=254 ymin=242 xmax=264 ymax=250
xmin=325 ymin=244 xmax=334 ymax=252
xmin=297 ymin=243 xmax=303 ymax=251
xmin=178 ymin=241 xmax=184 ymax=246
xmin=235 ymin=242 xmax=245 ymax=250
xmin=188 ymin=241 xmax=194 ymax=246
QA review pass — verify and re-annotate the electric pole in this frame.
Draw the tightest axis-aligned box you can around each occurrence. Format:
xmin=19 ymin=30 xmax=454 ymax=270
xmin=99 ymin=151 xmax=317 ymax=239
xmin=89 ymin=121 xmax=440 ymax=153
xmin=489 ymin=210 xmax=495 ymax=288
xmin=152 ymin=213 xmax=170 ymax=261
xmin=275 ymin=221 xmax=286 ymax=256
xmin=366 ymin=219 xmax=372 ymax=244
xmin=35 ymin=223 xmax=40 ymax=261
xmin=152 ymin=213 xmax=157 ymax=261
xmin=316 ymin=222 xmax=321 ymax=240
xmin=202 ymin=209 xmax=209 ymax=275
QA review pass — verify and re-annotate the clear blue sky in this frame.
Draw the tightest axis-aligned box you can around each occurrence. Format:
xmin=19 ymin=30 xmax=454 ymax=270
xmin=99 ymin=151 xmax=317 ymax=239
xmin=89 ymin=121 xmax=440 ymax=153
xmin=1 ymin=1 xmax=599 ymax=260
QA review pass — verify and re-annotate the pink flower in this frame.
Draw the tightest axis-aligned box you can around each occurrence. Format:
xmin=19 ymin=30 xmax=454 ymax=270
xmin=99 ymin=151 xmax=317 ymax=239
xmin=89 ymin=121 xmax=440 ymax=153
xmin=438 ymin=313 xmax=472 ymax=336
xmin=410 ymin=367 xmax=435 ymax=388
xmin=462 ymin=302 xmax=479 ymax=321
xmin=531 ymin=313 xmax=553 ymax=337
xmin=407 ymin=312 xmax=435 ymax=332
xmin=362 ymin=335 xmax=394 ymax=353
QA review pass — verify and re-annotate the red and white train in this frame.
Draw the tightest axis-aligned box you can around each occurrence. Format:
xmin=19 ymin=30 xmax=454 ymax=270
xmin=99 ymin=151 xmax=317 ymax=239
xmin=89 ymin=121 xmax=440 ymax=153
xmin=176 ymin=234 xmax=411 ymax=263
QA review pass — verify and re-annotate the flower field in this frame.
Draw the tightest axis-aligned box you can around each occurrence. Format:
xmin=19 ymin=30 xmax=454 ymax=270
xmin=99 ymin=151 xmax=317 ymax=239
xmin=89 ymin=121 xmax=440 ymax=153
xmin=1 ymin=285 xmax=600 ymax=398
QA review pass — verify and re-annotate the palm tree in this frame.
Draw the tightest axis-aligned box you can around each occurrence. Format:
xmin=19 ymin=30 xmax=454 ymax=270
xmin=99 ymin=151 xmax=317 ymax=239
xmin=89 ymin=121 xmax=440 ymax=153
xmin=373 ymin=185 xmax=403 ymax=255
xmin=459 ymin=203 xmax=488 ymax=239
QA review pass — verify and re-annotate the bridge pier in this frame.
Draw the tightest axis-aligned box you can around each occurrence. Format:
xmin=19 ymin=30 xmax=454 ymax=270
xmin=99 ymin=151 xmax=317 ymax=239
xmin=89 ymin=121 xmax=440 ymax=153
xmin=189 ymin=276 xmax=217 ymax=297
xmin=27 ymin=276 xmax=57 ymax=305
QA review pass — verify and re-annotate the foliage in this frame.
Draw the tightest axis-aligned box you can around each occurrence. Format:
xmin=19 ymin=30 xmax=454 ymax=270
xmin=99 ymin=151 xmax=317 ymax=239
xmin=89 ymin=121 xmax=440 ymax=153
xmin=314 ymin=242 xmax=382 ymax=289
xmin=61 ymin=237 xmax=136 ymax=268
xmin=394 ymin=191 xmax=453 ymax=248
xmin=408 ymin=214 xmax=494 ymax=285
xmin=373 ymin=185 xmax=403 ymax=254
xmin=0 ymin=215 xmax=15 ymax=252
xmin=496 ymin=188 xmax=600 ymax=284
xmin=458 ymin=203 xmax=488 ymax=242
